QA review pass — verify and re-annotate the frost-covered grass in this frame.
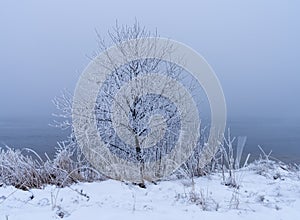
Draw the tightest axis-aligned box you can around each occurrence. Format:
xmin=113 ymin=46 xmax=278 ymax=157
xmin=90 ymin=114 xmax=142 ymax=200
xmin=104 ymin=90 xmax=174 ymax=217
xmin=0 ymin=158 xmax=299 ymax=220
xmin=0 ymin=134 xmax=245 ymax=190
xmin=0 ymin=145 xmax=103 ymax=190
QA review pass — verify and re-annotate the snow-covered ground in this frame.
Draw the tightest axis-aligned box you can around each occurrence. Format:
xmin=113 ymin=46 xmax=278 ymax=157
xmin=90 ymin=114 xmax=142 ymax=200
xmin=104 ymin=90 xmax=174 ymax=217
xmin=1 ymin=161 xmax=300 ymax=220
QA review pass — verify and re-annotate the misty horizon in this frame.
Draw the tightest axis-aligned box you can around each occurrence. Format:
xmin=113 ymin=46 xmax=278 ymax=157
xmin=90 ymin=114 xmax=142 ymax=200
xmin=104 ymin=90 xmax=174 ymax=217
xmin=0 ymin=0 xmax=299 ymax=119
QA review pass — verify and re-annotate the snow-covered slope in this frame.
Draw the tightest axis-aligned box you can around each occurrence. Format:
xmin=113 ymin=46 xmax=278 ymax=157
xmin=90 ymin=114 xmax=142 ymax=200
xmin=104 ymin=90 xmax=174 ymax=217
xmin=1 ymin=163 xmax=300 ymax=220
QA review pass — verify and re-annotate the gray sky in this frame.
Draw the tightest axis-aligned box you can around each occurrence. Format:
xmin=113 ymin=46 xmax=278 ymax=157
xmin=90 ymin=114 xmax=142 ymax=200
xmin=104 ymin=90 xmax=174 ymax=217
xmin=0 ymin=0 xmax=299 ymax=118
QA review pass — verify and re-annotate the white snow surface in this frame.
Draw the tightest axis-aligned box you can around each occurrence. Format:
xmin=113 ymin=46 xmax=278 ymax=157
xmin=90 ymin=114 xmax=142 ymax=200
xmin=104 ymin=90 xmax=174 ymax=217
xmin=1 ymin=163 xmax=300 ymax=220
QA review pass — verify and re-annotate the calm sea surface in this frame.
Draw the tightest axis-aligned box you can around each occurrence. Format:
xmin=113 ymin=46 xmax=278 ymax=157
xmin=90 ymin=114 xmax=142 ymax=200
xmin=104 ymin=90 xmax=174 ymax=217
xmin=0 ymin=116 xmax=299 ymax=163
xmin=227 ymin=117 xmax=300 ymax=164
xmin=0 ymin=117 xmax=69 ymax=159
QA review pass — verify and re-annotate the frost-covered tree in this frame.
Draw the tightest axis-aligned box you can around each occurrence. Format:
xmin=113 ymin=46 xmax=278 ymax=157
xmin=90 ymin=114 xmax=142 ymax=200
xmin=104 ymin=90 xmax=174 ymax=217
xmin=93 ymin=22 xmax=189 ymax=183
xmin=53 ymin=21 xmax=201 ymax=185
